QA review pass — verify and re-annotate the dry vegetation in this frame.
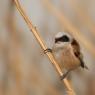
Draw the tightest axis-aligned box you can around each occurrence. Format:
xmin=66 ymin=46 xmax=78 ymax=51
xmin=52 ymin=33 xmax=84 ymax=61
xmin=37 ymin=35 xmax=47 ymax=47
xmin=0 ymin=0 xmax=95 ymax=95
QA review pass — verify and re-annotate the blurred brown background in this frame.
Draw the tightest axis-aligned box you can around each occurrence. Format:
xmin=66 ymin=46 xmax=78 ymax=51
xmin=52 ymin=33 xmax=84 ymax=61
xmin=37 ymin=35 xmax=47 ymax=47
xmin=0 ymin=0 xmax=95 ymax=95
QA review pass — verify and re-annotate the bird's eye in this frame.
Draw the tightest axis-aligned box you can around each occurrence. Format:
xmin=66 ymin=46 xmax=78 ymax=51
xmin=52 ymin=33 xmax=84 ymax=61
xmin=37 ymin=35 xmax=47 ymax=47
xmin=55 ymin=35 xmax=70 ymax=43
xmin=55 ymin=38 xmax=58 ymax=43
xmin=61 ymin=35 xmax=70 ymax=42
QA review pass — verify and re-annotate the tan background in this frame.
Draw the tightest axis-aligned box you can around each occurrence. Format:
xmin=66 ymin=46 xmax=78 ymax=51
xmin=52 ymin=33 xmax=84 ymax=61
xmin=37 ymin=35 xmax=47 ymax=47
xmin=0 ymin=0 xmax=95 ymax=95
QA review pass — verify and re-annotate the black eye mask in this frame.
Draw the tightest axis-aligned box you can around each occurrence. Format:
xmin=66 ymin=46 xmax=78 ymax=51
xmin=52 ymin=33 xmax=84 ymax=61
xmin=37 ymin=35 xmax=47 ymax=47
xmin=55 ymin=35 xmax=70 ymax=43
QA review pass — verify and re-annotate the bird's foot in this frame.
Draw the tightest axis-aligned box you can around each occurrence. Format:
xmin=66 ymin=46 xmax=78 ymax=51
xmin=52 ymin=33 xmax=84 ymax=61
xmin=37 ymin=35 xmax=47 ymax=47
xmin=60 ymin=73 xmax=67 ymax=80
xmin=44 ymin=48 xmax=52 ymax=54
xmin=60 ymin=71 xmax=70 ymax=80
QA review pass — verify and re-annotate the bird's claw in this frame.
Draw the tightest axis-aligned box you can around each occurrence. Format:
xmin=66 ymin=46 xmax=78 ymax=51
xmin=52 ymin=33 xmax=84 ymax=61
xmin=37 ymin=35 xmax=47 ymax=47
xmin=44 ymin=48 xmax=52 ymax=54
xmin=60 ymin=70 xmax=70 ymax=80
xmin=60 ymin=74 xmax=67 ymax=80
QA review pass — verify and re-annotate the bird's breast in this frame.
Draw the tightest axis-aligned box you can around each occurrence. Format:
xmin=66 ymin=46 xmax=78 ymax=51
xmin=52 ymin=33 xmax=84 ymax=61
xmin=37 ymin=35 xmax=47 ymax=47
xmin=53 ymin=45 xmax=80 ymax=71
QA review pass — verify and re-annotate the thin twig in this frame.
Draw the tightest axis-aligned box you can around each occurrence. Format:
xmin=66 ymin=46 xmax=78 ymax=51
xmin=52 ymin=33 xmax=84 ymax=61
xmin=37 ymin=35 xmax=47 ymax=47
xmin=42 ymin=0 xmax=95 ymax=58
xmin=14 ymin=0 xmax=76 ymax=95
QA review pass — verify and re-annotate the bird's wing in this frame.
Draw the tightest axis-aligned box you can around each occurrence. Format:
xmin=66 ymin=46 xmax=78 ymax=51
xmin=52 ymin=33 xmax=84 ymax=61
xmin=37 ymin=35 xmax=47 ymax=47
xmin=71 ymin=39 xmax=88 ymax=69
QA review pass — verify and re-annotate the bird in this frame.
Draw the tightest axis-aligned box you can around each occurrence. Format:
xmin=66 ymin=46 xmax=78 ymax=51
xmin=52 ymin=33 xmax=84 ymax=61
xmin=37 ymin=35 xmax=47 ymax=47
xmin=50 ymin=32 xmax=88 ymax=80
